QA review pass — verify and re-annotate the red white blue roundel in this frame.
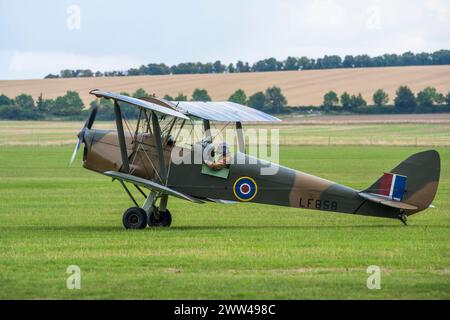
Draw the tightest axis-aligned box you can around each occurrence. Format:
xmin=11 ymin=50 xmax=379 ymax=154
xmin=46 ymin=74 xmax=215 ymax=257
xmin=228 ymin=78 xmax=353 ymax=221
xmin=233 ymin=177 xmax=258 ymax=202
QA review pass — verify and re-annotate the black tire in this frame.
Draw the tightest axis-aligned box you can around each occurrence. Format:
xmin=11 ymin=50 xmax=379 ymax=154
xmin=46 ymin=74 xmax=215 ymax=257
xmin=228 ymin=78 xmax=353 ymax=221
xmin=148 ymin=209 xmax=172 ymax=227
xmin=122 ymin=207 xmax=148 ymax=229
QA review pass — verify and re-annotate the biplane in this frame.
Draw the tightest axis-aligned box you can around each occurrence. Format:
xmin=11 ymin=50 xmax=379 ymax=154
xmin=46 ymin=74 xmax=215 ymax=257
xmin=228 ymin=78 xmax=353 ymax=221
xmin=70 ymin=89 xmax=441 ymax=229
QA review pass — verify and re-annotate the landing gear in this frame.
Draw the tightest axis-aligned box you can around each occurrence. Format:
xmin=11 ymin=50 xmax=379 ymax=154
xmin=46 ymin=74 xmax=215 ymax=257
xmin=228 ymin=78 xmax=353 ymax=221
xmin=148 ymin=208 xmax=172 ymax=227
xmin=398 ymin=212 xmax=408 ymax=226
xmin=121 ymin=190 xmax=173 ymax=229
xmin=122 ymin=207 xmax=148 ymax=229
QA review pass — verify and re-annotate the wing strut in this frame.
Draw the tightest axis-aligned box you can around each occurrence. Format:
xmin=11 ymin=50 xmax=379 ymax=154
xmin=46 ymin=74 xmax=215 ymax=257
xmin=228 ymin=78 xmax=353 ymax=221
xmin=151 ymin=111 xmax=167 ymax=183
xmin=114 ymin=101 xmax=130 ymax=173
xmin=203 ymin=120 xmax=212 ymax=141
xmin=236 ymin=122 xmax=245 ymax=153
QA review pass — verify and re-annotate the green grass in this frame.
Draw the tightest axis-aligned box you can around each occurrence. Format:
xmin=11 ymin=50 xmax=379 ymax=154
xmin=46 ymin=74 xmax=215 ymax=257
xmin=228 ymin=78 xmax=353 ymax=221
xmin=0 ymin=145 xmax=449 ymax=299
xmin=274 ymin=123 xmax=450 ymax=146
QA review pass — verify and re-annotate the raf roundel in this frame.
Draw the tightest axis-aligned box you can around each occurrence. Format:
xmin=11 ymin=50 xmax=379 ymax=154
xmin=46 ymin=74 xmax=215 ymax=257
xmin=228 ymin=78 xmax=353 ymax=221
xmin=233 ymin=177 xmax=258 ymax=202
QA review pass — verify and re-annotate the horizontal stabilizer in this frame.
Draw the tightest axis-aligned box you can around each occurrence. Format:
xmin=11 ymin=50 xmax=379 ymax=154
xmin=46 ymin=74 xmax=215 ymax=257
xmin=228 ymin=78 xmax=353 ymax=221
xmin=104 ymin=171 xmax=204 ymax=204
xmin=359 ymin=192 xmax=418 ymax=210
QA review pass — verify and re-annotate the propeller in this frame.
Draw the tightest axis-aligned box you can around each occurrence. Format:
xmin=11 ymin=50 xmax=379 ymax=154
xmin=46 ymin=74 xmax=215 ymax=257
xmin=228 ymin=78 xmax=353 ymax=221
xmin=69 ymin=106 xmax=97 ymax=166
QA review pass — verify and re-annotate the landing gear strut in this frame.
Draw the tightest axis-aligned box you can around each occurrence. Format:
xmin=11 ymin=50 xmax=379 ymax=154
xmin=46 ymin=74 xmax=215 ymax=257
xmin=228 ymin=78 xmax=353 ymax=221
xmin=398 ymin=212 xmax=408 ymax=226
xmin=122 ymin=190 xmax=173 ymax=229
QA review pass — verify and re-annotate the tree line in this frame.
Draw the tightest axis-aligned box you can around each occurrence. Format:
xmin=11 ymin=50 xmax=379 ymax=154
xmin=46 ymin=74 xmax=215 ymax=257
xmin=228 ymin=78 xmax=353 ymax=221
xmin=0 ymin=86 xmax=289 ymax=121
xmin=1 ymin=85 xmax=450 ymax=120
xmin=0 ymin=91 xmax=85 ymax=120
xmin=321 ymin=87 xmax=450 ymax=114
xmin=45 ymin=50 xmax=450 ymax=79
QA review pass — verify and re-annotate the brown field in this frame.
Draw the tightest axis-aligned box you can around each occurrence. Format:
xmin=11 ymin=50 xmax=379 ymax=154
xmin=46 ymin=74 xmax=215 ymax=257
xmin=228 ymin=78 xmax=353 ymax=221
xmin=1 ymin=66 xmax=450 ymax=107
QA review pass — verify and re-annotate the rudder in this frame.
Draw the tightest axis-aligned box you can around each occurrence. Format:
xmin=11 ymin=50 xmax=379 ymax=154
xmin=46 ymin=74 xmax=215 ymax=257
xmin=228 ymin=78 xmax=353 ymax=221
xmin=365 ymin=150 xmax=441 ymax=215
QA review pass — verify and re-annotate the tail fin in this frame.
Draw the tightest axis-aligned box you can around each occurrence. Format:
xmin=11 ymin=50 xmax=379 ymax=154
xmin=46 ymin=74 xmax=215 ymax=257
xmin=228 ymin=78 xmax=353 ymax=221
xmin=364 ymin=150 xmax=440 ymax=214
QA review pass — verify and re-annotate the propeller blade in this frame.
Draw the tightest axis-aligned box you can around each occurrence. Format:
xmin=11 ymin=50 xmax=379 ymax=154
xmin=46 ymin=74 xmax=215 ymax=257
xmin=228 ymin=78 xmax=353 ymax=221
xmin=86 ymin=106 xmax=98 ymax=129
xmin=68 ymin=106 xmax=97 ymax=167
xmin=69 ymin=137 xmax=83 ymax=166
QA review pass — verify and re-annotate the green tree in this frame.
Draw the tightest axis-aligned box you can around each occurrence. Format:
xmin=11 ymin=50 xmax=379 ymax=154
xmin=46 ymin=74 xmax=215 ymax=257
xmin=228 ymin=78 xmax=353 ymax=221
xmin=340 ymin=92 xmax=351 ymax=111
xmin=44 ymin=74 xmax=59 ymax=79
xmin=227 ymin=63 xmax=235 ymax=73
xmin=247 ymin=92 xmax=266 ymax=111
xmin=323 ymin=91 xmax=339 ymax=111
xmin=252 ymin=58 xmax=283 ymax=72
xmin=213 ymin=60 xmax=226 ymax=73
xmin=298 ymin=56 xmax=315 ymax=70
xmin=52 ymin=91 xmax=84 ymax=116
xmin=36 ymin=94 xmax=44 ymax=111
xmin=417 ymin=87 xmax=445 ymax=111
xmin=80 ymin=69 xmax=93 ymax=77
xmin=175 ymin=93 xmax=188 ymax=101
xmin=343 ymin=55 xmax=355 ymax=68
xmin=373 ymin=89 xmax=389 ymax=107
xmin=15 ymin=94 xmax=35 ymax=110
xmin=349 ymin=94 xmax=367 ymax=109
xmin=316 ymin=55 xmax=342 ymax=69
xmin=236 ymin=61 xmax=251 ymax=72
xmin=435 ymin=91 xmax=446 ymax=104
xmin=432 ymin=50 xmax=450 ymax=65
xmin=0 ymin=94 xmax=13 ymax=106
xmin=0 ymin=94 xmax=40 ymax=120
xmin=60 ymin=69 xmax=75 ymax=78
xmin=228 ymin=89 xmax=247 ymax=105
xmin=284 ymin=57 xmax=299 ymax=70
xmin=192 ymin=88 xmax=211 ymax=102
xmin=265 ymin=86 xmax=287 ymax=113
xmin=132 ymin=88 xmax=148 ymax=98
xmin=36 ymin=94 xmax=54 ymax=113
xmin=394 ymin=86 xmax=416 ymax=113
xmin=163 ymin=94 xmax=174 ymax=101
xmin=90 ymin=98 xmax=115 ymax=120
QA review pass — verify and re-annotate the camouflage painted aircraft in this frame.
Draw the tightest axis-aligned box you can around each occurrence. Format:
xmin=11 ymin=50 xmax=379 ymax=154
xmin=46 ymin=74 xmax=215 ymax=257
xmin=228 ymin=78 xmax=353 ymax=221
xmin=70 ymin=90 xmax=441 ymax=229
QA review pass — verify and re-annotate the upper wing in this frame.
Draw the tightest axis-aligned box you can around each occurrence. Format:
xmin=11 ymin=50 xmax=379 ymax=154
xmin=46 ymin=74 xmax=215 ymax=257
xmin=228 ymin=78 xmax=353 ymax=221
xmin=174 ymin=101 xmax=281 ymax=122
xmin=104 ymin=171 xmax=204 ymax=204
xmin=90 ymin=90 xmax=280 ymax=122
xmin=90 ymin=89 xmax=189 ymax=120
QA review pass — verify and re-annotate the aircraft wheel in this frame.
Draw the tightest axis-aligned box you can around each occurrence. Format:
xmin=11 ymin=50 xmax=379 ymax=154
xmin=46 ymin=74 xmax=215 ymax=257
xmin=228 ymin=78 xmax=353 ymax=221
xmin=122 ymin=207 xmax=148 ymax=229
xmin=148 ymin=209 xmax=172 ymax=227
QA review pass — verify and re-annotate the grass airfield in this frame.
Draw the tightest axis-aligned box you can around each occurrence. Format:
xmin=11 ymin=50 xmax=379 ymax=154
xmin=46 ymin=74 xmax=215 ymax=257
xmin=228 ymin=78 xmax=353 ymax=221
xmin=0 ymin=121 xmax=449 ymax=299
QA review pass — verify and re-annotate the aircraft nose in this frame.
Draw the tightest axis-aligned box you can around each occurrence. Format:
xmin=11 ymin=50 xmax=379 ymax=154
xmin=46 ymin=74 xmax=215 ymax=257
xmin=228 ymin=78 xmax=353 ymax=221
xmin=77 ymin=128 xmax=84 ymax=139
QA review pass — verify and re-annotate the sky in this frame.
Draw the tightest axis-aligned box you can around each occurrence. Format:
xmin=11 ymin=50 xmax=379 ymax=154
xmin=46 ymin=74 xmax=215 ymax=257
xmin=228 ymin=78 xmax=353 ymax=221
xmin=0 ymin=0 xmax=449 ymax=80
